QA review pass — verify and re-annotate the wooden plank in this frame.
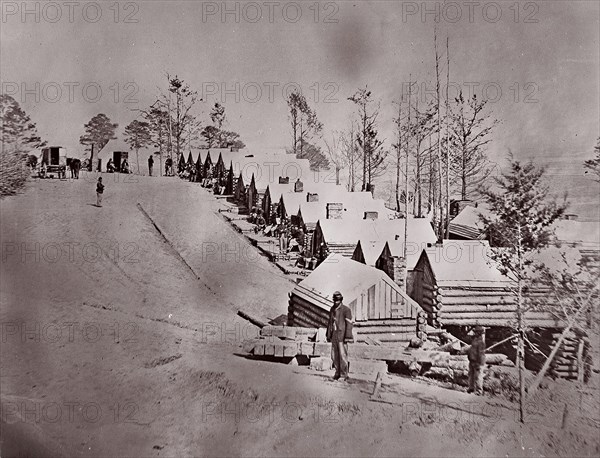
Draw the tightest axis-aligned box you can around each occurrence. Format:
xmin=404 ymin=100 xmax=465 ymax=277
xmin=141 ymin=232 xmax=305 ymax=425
xmin=313 ymin=342 xmax=331 ymax=357
xmin=441 ymin=304 xmax=517 ymax=313
xmin=439 ymin=311 xmax=562 ymax=322
xmin=274 ymin=343 xmax=284 ymax=357
xmin=441 ymin=296 xmax=515 ymax=306
xmin=298 ymin=341 xmax=314 ymax=356
xmin=438 ymin=318 xmax=564 ymax=328
xmin=283 ymin=342 xmax=299 ymax=357
xmin=237 ymin=310 xmax=268 ymax=328
xmin=254 ymin=342 xmax=265 ymax=356
xmin=241 ymin=340 xmax=256 ymax=353
xmin=265 ymin=342 xmax=275 ymax=356
xmin=260 ymin=326 xmax=298 ymax=340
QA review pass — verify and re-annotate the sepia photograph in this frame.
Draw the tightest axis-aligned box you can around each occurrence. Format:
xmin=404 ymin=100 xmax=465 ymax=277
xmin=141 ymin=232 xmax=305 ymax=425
xmin=1 ymin=0 xmax=599 ymax=456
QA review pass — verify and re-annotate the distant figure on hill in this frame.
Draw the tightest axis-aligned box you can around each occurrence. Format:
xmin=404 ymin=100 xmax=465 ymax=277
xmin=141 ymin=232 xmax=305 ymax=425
xmin=277 ymin=222 xmax=288 ymax=253
xmin=96 ymin=177 xmax=104 ymax=207
xmin=467 ymin=326 xmax=486 ymax=395
xmin=70 ymin=158 xmax=81 ymax=179
xmin=121 ymin=159 xmax=130 ymax=174
xmin=148 ymin=155 xmax=154 ymax=176
xmin=165 ymin=157 xmax=173 ymax=176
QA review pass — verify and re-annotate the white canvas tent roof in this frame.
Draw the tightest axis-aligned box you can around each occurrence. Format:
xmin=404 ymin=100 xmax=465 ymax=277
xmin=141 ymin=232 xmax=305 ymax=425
xmin=95 ymin=138 xmax=155 ymax=174
xmin=291 ymin=254 xmax=418 ymax=313
xmin=384 ymin=239 xmax=427 ymax=270
xmin=355 ymin=240 xmax=386 ymax=266
xmin=422 ymin=240 xmax=509 ymax=286
xmin=319 ymin=218 xmax=437 ymax=248
xmin=553 ymin=220 xmax=600 ymax=249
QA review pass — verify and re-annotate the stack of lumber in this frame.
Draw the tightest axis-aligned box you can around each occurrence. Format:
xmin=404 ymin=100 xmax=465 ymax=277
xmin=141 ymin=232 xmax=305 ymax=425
xmin=240 ymin=326 xmax=508 ymax=370
xmin=423 ymin=353 xmax=513 ymax=381
xmin=549 ymin=334 xmax=590 ymax=381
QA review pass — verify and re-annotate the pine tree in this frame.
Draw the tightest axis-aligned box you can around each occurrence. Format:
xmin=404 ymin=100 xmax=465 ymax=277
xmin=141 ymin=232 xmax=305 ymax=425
xmin=481 ymin=156 xmax=567 ymax=422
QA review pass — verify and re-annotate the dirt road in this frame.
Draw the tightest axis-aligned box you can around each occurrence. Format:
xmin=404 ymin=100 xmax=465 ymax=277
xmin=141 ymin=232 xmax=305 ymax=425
xmin=1 ymin=173 xmax=598 ymax=457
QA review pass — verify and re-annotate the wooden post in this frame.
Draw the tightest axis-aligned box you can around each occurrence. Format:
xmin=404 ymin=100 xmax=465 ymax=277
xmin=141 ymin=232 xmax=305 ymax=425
xmin=561 ymin=403 xmax=569 ymax=429
xmin=371 ymin=371 xmax=384 ymax=398
xmin=576 ymin=338 xmax=585 ymax=383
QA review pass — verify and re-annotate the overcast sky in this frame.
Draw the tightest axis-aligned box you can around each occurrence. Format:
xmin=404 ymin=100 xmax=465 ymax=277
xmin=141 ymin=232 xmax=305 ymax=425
xmin=2 ymin=1 xmax=599 ymax=169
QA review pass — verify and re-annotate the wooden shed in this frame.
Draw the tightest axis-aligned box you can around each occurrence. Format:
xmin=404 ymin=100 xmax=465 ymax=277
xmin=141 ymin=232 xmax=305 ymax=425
xmin=288 ymin=254 xmax=426 ymax=343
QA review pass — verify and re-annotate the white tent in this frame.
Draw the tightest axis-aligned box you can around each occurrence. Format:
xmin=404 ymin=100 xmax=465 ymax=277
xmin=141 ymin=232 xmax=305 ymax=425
xmin=95 ymin=139 xmax=155 ymax=174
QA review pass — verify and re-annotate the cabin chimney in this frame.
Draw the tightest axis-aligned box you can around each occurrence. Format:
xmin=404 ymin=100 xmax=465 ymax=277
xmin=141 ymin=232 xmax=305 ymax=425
xmin=326 ymin=203 xmax=344 ymax=219
xmin=364 ymin=211 xmax=378 ymax=220
xmin=386 ymin=255 xmax=407 ymax=292
xmin=450 ymin=199 xmax=475 ymax=217
xmin=294 ymin=179 xmax=304 ymax=192
xmin=307 ymin=192 xmax=319 ymax=202
xmin=279 ymin=176 xmax=289 ymax=184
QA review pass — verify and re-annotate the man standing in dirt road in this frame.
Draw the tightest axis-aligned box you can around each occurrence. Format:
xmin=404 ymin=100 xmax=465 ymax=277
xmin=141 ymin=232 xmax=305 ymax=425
xmin=96 ymin=177 xmax=104 ymax=207
xmin=467 ymin=326 xmax=486 ymax=395
xmin=148 ymin=154 xmax=154 ymax=176
xmin=326 ymin=291 xmax=353 ymax=381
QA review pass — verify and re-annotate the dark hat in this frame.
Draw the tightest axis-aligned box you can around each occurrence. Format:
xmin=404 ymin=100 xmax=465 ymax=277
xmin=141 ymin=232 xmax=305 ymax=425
xmin=473 ymin=325 xmax=485 ymax=335
xmin=332 ymin=291 xmax=343 ymax=300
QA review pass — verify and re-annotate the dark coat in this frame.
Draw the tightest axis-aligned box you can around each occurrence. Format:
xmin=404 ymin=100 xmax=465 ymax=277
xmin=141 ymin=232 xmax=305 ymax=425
xmin=326 ymin=303 xmax=353 ymax=343
xmin=467 ymin=335 xmax=486 ymax=365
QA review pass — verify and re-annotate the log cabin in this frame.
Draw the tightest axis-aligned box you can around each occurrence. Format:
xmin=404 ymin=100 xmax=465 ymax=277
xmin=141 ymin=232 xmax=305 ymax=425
xmin=410 ymin=240 xmax=568 ymax=328
xmin=288 ymin=254 xmax=427 ymax=343
xmin=411 ymin=240 xmax=594 ymax=380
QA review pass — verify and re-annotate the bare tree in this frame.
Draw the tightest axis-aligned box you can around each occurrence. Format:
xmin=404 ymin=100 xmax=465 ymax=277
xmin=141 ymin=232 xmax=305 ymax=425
xmin=447 ymin=92 xmax=498 ymax=200
xmin=340 ymin=122 xmax=361 ymax=191
xmin=160 ymin=74 xmax=201 ymax=165
xmin=348 ymin=87 xmax=387 ymax=193
xmin=392 ymin=100 xmax=404 ymax=212
xmin=287 ymin=91 xmax=322 ymax=156
xmin=323 ymin=131 xmax=348 ymax=186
